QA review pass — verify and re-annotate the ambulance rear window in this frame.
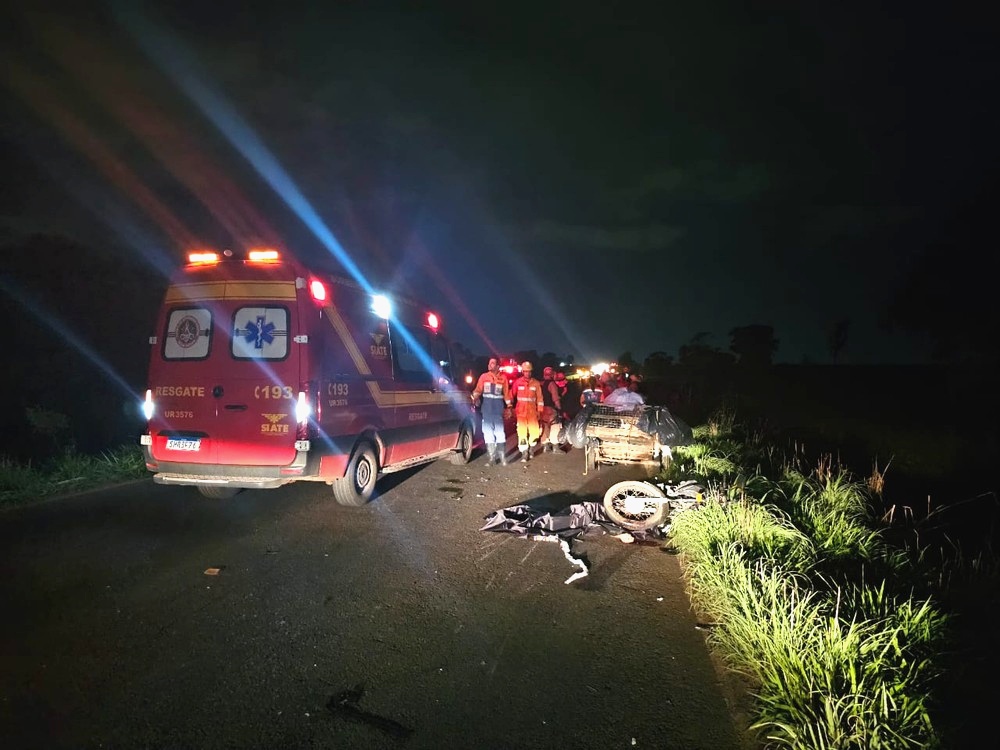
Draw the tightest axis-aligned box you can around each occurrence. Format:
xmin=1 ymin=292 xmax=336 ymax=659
xmin=163 ymin=308 xmax=212 ymax=360
xmin=231 ymin=306 xmax=290 ymax=361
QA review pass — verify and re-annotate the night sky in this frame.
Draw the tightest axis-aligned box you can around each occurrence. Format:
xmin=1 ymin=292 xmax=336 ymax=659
xmin=2 ymin=2 xmax=997 ymax=365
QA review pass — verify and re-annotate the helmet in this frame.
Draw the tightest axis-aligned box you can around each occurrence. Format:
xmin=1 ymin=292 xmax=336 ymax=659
xmin=520 ymin=361 xmax=533 ymax=372
xmin=543 ymin=366 xmax=554 ymax=377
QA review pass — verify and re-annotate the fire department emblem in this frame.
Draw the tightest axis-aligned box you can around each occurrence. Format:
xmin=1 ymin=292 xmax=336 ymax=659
xmin=175 ymin=315 xmax=201 ymax=349
xmin=261 ymin=413 xmax=286 ymax=424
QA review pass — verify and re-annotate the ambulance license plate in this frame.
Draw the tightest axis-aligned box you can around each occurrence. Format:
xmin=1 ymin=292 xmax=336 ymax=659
xmin=166 ymin=438 xmax=201 ymax=452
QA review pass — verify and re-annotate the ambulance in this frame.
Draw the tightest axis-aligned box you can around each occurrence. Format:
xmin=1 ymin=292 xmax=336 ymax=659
xmin=140 ymin=248 xmax=476 ymax=505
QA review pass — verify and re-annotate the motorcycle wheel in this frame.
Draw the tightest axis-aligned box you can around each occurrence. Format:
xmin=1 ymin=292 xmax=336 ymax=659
xmin=602 ymin=480 xmax=669 ymax=531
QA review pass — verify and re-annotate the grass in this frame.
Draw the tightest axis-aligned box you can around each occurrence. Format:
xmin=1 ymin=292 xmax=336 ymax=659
xmin=0 ymin=445 xmax=146 ymax=508
xmin=660 ymin=405 xmax=990 ymax=749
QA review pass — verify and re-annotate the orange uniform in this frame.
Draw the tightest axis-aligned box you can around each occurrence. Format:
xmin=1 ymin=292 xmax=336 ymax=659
xmin=512 ymin=370 xmax=543 ymax=457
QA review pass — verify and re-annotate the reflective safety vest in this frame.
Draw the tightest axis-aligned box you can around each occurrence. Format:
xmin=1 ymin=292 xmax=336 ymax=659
xmin=472 ymin=372 xmax=511 ymax=413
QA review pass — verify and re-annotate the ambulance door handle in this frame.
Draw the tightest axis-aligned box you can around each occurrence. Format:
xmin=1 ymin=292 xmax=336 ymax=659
xmin=224 ymin=404 xmax=248 ymax=411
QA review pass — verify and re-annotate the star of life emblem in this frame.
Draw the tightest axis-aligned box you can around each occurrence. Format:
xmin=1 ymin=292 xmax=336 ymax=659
xmin=244 ymin=315 xmax=276 ymax=349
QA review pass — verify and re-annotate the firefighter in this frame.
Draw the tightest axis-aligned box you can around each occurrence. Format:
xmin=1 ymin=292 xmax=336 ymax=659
xmin=471 ymin=357 xmax=513 ymax=465
xmin=512 ymin=361 xmax=543 ymax=462
xmin=539 ymin=366 xmax=563 ymax=452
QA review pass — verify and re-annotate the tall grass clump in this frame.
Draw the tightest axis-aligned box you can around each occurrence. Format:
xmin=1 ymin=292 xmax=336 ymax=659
xmin=666 ymin=411 xmax=951 ymax=748
xmin=764 ymin=467 xmax=888 ymax=575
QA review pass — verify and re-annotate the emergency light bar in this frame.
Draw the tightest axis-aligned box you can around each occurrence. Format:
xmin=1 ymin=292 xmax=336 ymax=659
xmin=187 ymin=251 xmax=220 ymax=265
xmin=247 ymin=248 xmax=280 ymax=263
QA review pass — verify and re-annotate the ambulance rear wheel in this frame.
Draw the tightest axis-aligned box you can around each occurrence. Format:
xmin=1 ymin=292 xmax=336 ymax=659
xmin=198 ymin=486 xmax=241 ymax=499
xmin=333 ymin=444 xmax=378 ymax=506
xmin=450 ymin=424 xmax=474 ymax=464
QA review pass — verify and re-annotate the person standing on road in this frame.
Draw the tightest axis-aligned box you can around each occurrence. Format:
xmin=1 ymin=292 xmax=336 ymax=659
xmin=555 ymin=371 xmax=569 ymax=400
xmin=539 ymin=366 xmax=563 ymax=452
xmin=580 ymin=376 xmax=602 ymax=407
xmin=599 ymin=371 xmax=616 ymax=401
xmin=471 ymin=357 xmax=513 ymax=465
xmin=512 ymin=361 xmax=543 ymax=462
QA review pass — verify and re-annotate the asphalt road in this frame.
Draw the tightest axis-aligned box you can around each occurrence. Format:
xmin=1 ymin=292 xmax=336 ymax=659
xmin=0 ymin=448 xmax=749 ymax=750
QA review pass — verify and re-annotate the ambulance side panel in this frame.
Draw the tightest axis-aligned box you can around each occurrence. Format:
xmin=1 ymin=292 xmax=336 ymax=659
xmin=310 ymin=283 xmax=466 ymax=473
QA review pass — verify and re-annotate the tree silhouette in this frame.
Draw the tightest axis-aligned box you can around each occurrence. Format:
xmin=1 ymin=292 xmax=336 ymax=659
xmin=512 ymin=350 xmax=540 ymax=369
xmin=643 ymin=350 xmax=674 ymax=378
xmin=729 ymin=324 xmax=779 ymax=367
xmin=540 ymin=351 xmax=559 ymax=370
xmin=678 ymin=332 xmax=735 ymax=368
xmin=827 ymin=319 xmax=850 ymax=363
xmin=617 ymin=351 xmax=638 ymax=373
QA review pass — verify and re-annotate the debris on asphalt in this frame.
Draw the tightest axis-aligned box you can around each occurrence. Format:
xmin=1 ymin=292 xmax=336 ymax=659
xmin=481 ymin=501 xmax=663 ymax=583
xmin=203 ymin=567 xmax=223 ymax=576
xmin=527 ymin=534 xmax=588 ymax=584
xmin=327 ymin=684 xmax=413 ymax=738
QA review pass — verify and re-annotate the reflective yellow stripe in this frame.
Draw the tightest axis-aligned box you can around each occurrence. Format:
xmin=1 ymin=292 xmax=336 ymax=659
xmin=165 ymin=281 xmax=297 ymax=302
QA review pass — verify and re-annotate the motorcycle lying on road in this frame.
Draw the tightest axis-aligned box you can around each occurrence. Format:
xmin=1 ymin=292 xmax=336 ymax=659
xmin=602 ymin=479 xmax=710 ymax=531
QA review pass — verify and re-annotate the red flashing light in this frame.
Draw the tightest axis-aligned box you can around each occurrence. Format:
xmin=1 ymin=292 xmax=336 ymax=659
xmin=188 ymin=251 xmax=220 ymax=265
xmin=426 ymin=312 xmax=440 ymax=331
xmin=309 ymin=278 xmax=328 ymax=303
xmin=248 ymin=248 xmax=280 ymax=263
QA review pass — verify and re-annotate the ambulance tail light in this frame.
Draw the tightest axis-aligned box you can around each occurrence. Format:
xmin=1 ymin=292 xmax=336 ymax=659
xmin=142 ymin=389 xmax=155 ymax=421
xmin=187 ymin=251 xmax=220 ymax=266
xmin=295 ymin=390 xmax=311 ymax=425
xmin=295 ymin=384 xmax=319 ymax=442
xmin=248 ymin=248 xmax=281 ymax=263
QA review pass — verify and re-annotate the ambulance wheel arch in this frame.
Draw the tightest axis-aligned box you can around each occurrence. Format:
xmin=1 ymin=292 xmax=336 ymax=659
xmin=450 ymin=419 xmax=476 ymax=464
xmin=332 ymin=441 xmax=379 ymax=507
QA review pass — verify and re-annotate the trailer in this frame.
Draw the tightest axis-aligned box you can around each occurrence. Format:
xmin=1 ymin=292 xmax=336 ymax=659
xmin=580 ymin=404 xmax=667 ymax=475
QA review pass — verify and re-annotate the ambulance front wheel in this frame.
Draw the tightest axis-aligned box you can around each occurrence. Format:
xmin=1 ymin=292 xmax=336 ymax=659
xmin=332 ymin=444 xmax=378 ymax=507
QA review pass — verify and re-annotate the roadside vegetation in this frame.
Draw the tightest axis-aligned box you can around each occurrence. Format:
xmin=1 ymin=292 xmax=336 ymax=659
xmin=660 ymin=408 xmax=998 ymax=749
xmin=1 ymin=406 xmax=145 ymax=508
xmin=0 ymin=445 xmax=145 ymax=508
